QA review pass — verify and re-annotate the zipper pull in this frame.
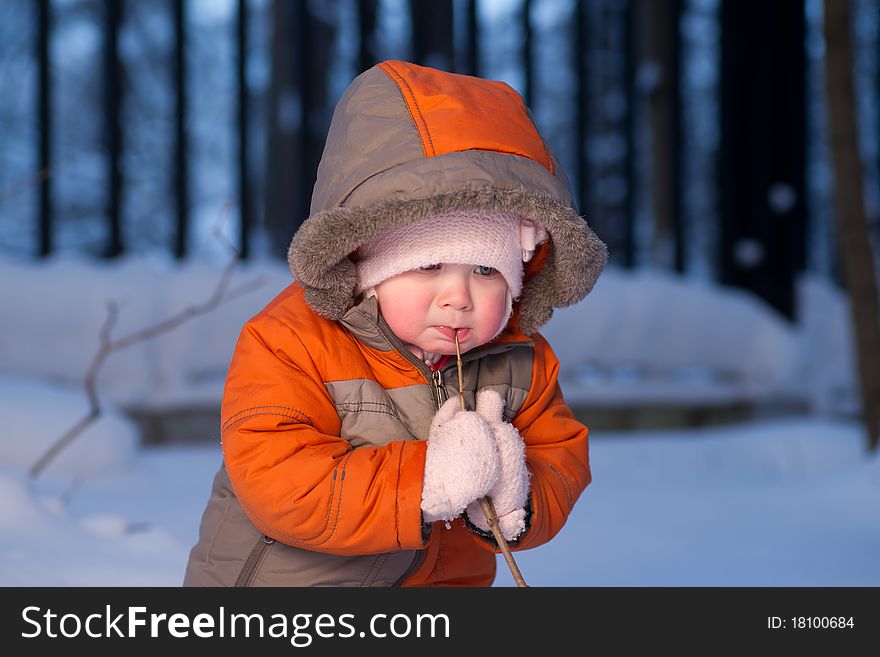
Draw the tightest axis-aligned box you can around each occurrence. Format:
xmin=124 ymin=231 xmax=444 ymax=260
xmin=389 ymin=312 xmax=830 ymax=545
xmin=432 ymin=368 xmax=448 ymax=409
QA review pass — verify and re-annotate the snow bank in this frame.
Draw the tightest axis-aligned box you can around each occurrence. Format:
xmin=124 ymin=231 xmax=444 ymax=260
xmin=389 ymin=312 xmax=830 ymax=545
xmin=545 ymin=268 xmax=800 ymax=382
xmin=541 ymin=269 xmax=851 ymax=407
xmin=0 ymin=255 xmax=858 ymax=413
xmin=0 ymin=375 xmax=139 ymax=477
xmin=0 ymin=255 xmax=291 ymax=410
xmin=0 ymin=375 xmax=211 ymax=585
xmin=0 ymin=469 xmax=189 ymax=586
xmin=796 ymin=274 xmax=859 ymax=414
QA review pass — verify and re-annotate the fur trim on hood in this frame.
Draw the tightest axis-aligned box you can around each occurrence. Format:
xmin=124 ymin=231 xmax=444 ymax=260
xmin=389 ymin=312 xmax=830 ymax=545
xmin=288 ymin=60 xmax=607 ymax=335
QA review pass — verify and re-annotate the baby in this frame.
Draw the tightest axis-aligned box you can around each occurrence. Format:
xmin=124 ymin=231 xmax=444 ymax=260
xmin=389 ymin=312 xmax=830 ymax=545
xmin=184 ymin=60 xmax=607 ymax=587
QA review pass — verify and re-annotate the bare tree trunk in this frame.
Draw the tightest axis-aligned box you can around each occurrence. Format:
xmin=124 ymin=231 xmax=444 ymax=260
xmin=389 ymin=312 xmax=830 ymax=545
xmin=357 ymin=0 xmax=379 ymax=73
xmin=719 ymin=1 xmax=806 ymax=320
xmin=263 ymin=0 xmax=298 ymax=258
xmin=408 ymin=0 xmax=454 ymax=70
xmin=640 ymin=0 xmax=680 ymax=270
xmin=263 ymin=1 xmax=336 ymax=257
xmin=823 ymin=0 xmax=880 ymax=451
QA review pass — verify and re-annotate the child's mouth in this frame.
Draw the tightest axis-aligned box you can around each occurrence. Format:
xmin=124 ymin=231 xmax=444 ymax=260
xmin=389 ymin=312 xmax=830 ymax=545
xmin=433 ymin=326 xmax=470 ymax=341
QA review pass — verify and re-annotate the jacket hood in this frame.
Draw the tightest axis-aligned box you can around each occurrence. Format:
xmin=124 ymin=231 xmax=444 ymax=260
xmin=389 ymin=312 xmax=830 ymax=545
xmin=288 ymin=60 xmax=608 ymax=335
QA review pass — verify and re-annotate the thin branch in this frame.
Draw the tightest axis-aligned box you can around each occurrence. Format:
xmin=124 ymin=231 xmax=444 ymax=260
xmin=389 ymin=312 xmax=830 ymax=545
xmin=29 ymin=201 xmax=264 ymax=479
xmin=455 ymin=332 xmax=528 ymax=588
xmin=29 ymin=409 xmax=102 ymax=480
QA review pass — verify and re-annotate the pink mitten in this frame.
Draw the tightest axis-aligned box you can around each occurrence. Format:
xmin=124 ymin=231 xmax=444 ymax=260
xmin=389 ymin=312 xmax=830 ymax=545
xmin=465 ymin=390 xmax=531 ymax=541
xmin=420 ymin=396 xmax=500 ymax=524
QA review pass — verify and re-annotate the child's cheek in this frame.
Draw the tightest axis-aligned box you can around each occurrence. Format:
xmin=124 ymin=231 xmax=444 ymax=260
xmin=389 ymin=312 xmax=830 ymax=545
xmin=382 ymin=284 xmax=434 ymax=341
xmin=478 ymin=287 xmax=509 ymax=335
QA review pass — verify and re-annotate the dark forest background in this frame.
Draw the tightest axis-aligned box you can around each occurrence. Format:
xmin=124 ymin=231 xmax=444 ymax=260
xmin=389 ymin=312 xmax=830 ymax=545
xmin=1 ymin=0 xmax=879 ymax=443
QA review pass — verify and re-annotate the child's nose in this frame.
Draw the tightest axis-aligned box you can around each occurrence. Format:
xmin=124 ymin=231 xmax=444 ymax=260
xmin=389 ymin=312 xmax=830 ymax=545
xmin=437 ymin=275 xmax=472 ymax=311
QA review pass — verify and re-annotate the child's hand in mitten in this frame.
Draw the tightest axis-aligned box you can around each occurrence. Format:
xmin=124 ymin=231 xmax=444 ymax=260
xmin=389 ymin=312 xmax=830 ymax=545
xmin=421 ymin=396 xmax=500 ymax=524
xmin=465 ymin=389 xmax=531 ymax=541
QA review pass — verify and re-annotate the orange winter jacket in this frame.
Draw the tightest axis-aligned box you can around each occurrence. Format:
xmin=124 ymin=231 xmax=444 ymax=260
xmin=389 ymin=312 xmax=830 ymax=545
xmin=184 ymin=60 xmax=606 ymax=587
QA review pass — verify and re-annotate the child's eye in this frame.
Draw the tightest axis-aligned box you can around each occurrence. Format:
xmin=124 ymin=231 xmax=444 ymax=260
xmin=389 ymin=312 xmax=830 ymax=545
xmin=418 ymin=264 xmax=441 ymax=271
xmin=475 ymin=265 xmax=497 ymax=276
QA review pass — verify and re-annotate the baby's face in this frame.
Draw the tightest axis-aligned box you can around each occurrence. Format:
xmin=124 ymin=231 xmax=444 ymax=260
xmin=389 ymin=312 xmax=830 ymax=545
xmin=373 ymin=262 xmax=510 ymax=355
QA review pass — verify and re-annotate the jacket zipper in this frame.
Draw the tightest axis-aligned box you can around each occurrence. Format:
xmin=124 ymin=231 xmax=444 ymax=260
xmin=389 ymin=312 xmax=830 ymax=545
xmin=234 ymin=535 xmax=275 ymax=587
xmin=432 ymin=368 xmax=448 ymax=409
xmin=376 ymin=314 xmax=450 ymax=410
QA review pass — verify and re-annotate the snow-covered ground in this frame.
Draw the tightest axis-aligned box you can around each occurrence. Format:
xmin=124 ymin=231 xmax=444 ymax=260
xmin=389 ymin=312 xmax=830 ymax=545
xmin=1 ymin=256 xmax=876 ymax=586
xmin=1 ymin=383 xmax=877 ymax=586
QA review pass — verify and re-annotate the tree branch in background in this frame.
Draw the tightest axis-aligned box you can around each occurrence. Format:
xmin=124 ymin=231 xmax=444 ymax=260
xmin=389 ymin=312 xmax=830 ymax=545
xmin=29 ymin=201 xmax=265 ymax=479
xmin=823 ymin=0 xmax=880 ymax=451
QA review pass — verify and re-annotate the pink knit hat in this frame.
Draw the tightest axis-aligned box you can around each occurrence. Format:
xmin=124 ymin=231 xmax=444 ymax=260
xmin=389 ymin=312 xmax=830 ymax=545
xmin=355 ymin=211 xmax=547 ymax=299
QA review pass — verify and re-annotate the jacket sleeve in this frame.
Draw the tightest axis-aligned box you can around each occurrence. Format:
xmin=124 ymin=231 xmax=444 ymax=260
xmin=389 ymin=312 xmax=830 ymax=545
xmin=471 ymin=332 xmax=591 ymax=552
xmin=220 ymin=315 xmax=428 ymax=556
